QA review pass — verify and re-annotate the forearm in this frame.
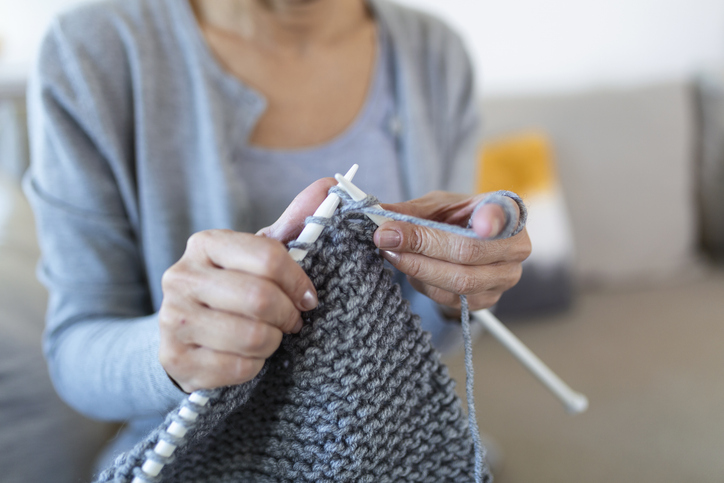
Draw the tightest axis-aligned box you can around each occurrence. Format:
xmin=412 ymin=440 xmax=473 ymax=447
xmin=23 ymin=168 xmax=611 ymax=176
xmin=46 ymin=313 xmax=185 ymax=421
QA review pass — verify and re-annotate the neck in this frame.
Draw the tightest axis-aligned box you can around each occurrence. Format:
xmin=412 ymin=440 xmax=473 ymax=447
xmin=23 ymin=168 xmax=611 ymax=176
xmin=191 ymin=0 xmax=370 ymax=50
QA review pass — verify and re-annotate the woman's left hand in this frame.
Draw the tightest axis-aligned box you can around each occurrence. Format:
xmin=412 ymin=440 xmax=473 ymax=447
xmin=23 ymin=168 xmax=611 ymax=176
xmin=374 ymin=191 xmax=532 ymax=313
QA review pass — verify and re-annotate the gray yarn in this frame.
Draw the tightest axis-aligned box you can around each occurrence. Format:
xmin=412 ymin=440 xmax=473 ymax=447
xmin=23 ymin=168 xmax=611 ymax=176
xmin=459 ymin=294 xmax=488 ymax=481
xmin=94 ymin=189 xmax=526 ymax=483
xmin=473 ymin=191 xmax=527 ymax=239
xmin=343 ymin=189 xmax=526 ymax=241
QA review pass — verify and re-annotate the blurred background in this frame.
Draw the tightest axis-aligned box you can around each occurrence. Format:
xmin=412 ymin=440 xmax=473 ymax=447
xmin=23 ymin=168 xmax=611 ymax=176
xmin=1 ymin=0 xmax=724 ymax=482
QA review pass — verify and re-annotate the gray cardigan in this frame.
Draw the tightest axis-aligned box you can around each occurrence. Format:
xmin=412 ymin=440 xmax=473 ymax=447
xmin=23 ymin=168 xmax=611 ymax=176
xmin=24 ymin=0 xmax=481 ymax=436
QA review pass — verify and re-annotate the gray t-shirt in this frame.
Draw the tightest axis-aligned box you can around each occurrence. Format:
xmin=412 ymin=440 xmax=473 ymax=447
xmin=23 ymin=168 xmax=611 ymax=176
xmin=239 ymin=26 xmax=403 ymax=231
xmin=24 ymin=0 xmax=481 ymax=465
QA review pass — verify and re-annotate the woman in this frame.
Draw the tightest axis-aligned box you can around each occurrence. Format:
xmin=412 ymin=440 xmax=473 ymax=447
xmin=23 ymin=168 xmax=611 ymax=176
xmin=25 ymin=0 xmax=531 ymax=467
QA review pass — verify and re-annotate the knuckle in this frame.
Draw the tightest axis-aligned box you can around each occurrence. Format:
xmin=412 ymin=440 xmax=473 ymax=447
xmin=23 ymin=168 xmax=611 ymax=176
xmin=507 ymin=264 xmax=524 ymax=289
xmin=187 ymin=229 xmax=232 ymax=254
xmin=256 ymin=240 xmax=285 ymax=275
xmin=266 ymin=249 xmax=287 ymax=278
xmin=186 ymin=230 xmax=210 ymax=251
xmin=456 ymin=237 xmax=485 ymax=264
xmin=451 ymin=271 xmax=480 ymax=295
xmin=514 ymin=231 xmax=533 ymax=260
xmin=493 ymin=263 xmax=523 ymax=292
xmin=158 ymin=303 xmax=185 ymax=331
xmin=242 ymin=322 xmax=268 ymax=354
xmin=247 ymin=283 xmax=275 ymax=317
xmin=161 ymin=265 xmax=183 ymax=291
xmin=161 ymin=264 xmax=201 ymax=300
xmin=407 ymin=228 xmax=427 ymax=254
xmin=234 ymin=357 xmax=263 ymax=383
xmin=521 ymin=242 xmax=532 ymax=261
xmin=286 ymin=312 xmax=301 ymax=333
xmin=158 ymin=306 xmax=175 ymax=330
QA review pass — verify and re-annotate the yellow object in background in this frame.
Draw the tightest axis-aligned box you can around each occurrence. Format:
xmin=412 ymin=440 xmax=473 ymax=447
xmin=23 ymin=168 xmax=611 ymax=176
xmin=477 ymin=131 xmax=575 ymax=317
xmin=477 ymin=132 xmax=556 ymax=197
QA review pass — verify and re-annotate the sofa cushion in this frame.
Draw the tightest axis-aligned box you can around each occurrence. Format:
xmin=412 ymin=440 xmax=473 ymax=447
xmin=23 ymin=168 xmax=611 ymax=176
xmin=482 ymin=81 xmax=699 ymax=286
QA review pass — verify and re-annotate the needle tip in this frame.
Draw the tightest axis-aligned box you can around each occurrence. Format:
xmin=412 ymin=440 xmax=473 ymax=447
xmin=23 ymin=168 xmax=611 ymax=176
xmin=335 ymin=175 xmax=356 ymax=198
xmin=345 ymin=164 xmax=359 ymax=179
xmin=566 ymin=393 xmax=589 ymax=414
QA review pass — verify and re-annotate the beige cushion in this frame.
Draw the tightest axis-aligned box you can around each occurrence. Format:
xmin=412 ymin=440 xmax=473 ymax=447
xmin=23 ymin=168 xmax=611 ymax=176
xmin=482 ymin=81 xmax=699 ymax=286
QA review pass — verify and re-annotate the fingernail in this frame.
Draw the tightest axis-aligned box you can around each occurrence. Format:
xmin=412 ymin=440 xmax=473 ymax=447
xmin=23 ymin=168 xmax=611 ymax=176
xmin=292 ymin=317 xmax=303 ymax=334
xmin=300 ymin=290 xmax=318 ymax=311
xmin=382 ymin=250 xmax=400 ymax=265
xmin=377 ymin=229 xmax=401 ymax=249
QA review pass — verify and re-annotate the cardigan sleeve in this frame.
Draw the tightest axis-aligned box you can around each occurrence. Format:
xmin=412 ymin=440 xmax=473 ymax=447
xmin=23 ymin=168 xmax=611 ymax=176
xmin=24 ymin=16 xmax=185 ymax=421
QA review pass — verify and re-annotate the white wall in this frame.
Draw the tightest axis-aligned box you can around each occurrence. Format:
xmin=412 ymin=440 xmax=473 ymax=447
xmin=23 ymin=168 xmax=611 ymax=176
xmin=0 ymin=0 xmax=92 ymax=82
xmin=2 ymin=0 xmax=724 ymax=96
xmin=397 ymin=0 xmax=724 ymax=96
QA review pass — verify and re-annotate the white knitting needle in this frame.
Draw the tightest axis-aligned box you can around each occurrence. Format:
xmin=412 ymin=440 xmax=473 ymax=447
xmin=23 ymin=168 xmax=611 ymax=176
xmin=132 ymin=166 xmax=362 ymax=483
xmin=333 ymin=174 xmax=392 ymax=226
xmin=132 ymin=392 xmax=211 ymax=483
xmin=289 ymin=164 xmax=359 ymax=262
xmin=473 ymin=309 xmax=588 ymax=414
xmin=333 ymin=174 xmax=588 ymax=415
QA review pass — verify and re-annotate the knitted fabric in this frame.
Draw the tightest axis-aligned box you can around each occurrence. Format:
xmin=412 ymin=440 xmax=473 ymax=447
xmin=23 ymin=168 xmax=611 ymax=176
xmin=93 ymin=191 xmax=521 ymax=483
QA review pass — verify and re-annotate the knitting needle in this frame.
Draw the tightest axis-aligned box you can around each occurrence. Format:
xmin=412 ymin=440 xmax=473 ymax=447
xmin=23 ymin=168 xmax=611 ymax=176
xmin=132 ymin=392 xmax=211 ymax=483
xmin=132 ymin=167 xmax=362 ymax=483
xmin=473 ymin=309 xmax=588 ymax=414
xmin=333 ymin=174 xmax=392 ymax=226
xmin=288 ymin=164 xmax=359 ymax=262
xmin=333 ymin=174 xmax=588 ymax=415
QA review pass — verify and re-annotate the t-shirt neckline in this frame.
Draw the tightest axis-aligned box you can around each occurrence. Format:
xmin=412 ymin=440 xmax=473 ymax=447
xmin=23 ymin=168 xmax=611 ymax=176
xmin=171 ymin=0 xmax=386 ymax=155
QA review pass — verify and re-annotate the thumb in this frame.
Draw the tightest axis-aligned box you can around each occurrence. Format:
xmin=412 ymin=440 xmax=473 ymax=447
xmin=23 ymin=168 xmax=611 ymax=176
xmin=257 ymin=178 xmax=337 ymax=243
xmin=470 ymin=196 xmax=521 ymax=239
xmin=471 ymin=203 xmax=508 ymax=239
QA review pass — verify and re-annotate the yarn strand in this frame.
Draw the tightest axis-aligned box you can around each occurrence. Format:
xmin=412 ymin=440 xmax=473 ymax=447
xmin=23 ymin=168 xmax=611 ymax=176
xmin=460 ymin=294 xmax=484 ymax=482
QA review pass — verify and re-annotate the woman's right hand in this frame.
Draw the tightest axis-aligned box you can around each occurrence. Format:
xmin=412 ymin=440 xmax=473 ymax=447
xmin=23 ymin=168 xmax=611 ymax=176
xmin=158 ymin=179 xmax=335 ymax=393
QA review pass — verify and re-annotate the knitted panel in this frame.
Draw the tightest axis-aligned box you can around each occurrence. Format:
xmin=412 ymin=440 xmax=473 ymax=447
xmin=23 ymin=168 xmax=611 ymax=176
xmin=96 ymin=205 xmax=492 ymax=483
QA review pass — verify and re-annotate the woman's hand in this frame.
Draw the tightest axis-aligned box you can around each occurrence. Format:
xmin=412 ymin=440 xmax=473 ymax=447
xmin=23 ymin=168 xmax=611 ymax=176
xmin=158 ymin=179 xmax=336 ymax=393
xmin=374 ymin=191 xmax=532 ymax=314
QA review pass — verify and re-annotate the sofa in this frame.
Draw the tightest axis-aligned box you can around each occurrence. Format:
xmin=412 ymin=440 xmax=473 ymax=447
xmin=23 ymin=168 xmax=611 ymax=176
xmin=0 ymin=168 xmax=115 ymax=483
xmin=1 ymin=76 xmax=722 ymax=482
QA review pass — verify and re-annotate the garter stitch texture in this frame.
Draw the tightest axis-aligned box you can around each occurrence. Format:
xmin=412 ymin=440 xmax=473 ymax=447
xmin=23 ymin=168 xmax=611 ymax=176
xmin=93 ymin=190 xmax=523 ymax=483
